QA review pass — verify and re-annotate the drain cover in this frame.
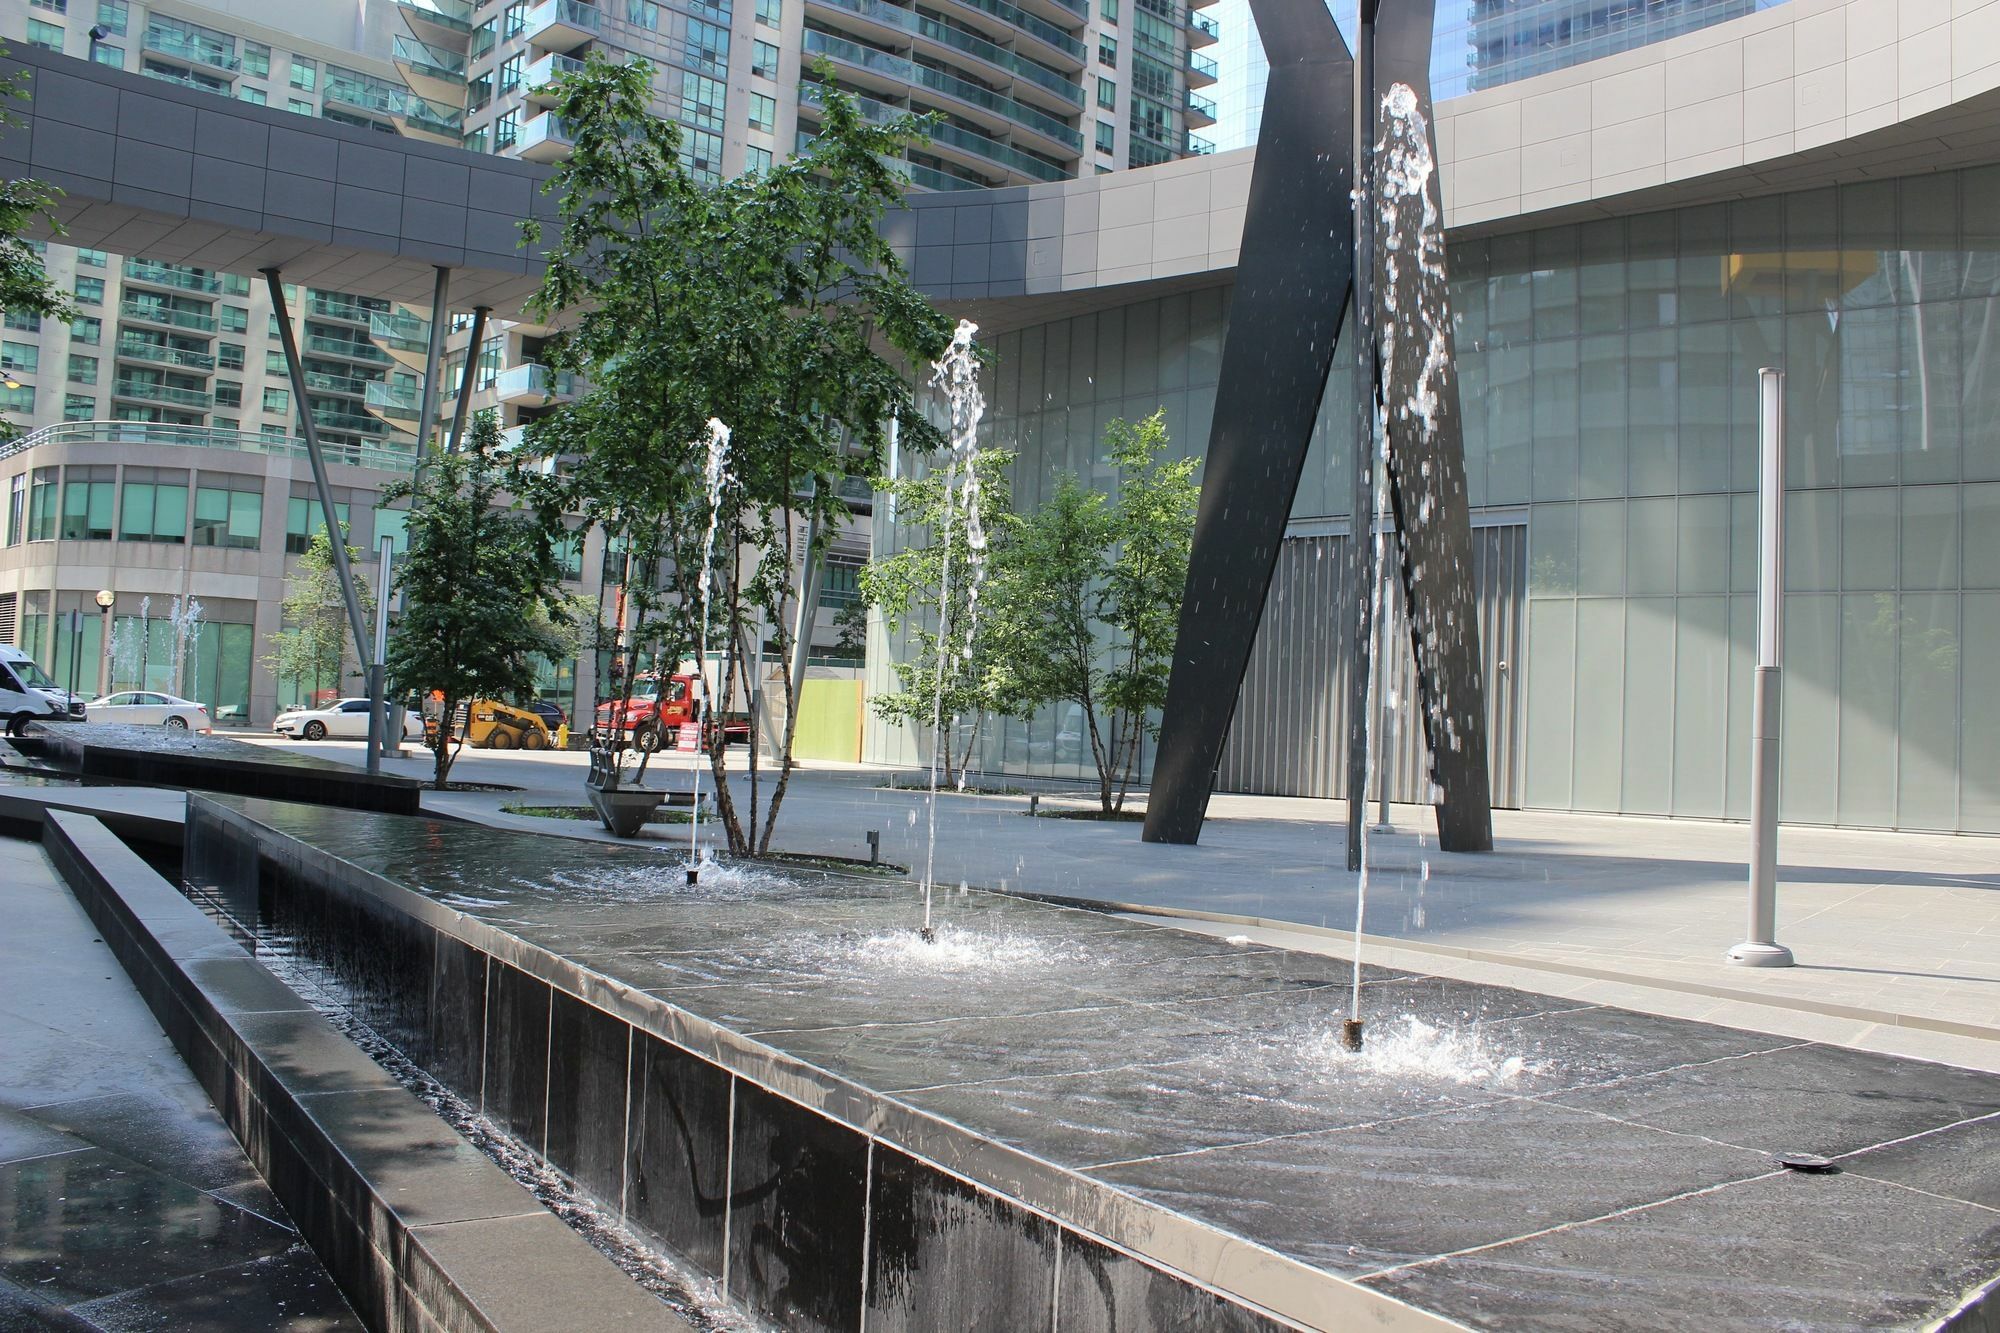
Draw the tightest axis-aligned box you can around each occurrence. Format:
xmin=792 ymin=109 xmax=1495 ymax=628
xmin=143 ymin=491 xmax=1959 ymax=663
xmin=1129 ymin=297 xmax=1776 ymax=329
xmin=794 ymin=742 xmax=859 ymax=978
xmin=1776 ymin=1152 xmax=1838 ymax=1173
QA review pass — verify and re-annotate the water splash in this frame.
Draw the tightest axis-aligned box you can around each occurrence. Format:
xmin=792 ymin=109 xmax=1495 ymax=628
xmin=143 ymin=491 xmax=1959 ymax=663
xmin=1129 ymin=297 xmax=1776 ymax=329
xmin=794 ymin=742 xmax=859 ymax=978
xmin=920 ymin=319 xmax=987 ymax=940
xmin=545 ymin=852 xmax=795 ymax=904
xmin=1313 ymin=1015 xmax=1535 ymax=1087
xmin=826 ymin=924 xmax=1084 ymax=975
xmin=689 ymin=418 xmax=732 ymax=883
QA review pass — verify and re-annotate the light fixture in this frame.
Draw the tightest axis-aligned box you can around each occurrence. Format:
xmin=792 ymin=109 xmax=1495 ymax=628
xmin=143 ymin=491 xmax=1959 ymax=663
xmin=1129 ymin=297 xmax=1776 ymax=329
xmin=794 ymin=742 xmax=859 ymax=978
xmin=2 ymin=376 xmax=19 ymax=391
xmin=95 ymin=588 xmax=116 ymax=610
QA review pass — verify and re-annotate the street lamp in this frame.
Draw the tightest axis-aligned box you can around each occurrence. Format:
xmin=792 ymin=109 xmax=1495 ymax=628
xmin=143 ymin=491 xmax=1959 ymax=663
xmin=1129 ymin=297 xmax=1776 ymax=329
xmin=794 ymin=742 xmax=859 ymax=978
xmin=94 ymin=588 xmax=114 ymax=698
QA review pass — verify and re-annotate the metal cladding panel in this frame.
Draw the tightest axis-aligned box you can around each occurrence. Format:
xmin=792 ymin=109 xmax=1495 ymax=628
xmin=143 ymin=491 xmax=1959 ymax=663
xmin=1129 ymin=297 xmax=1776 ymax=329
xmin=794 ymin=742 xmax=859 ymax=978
xmin=1217 ymin=523 xmax=1524 ymax=808
xmin=1141 ymin=0 xmax=1356 ymax=846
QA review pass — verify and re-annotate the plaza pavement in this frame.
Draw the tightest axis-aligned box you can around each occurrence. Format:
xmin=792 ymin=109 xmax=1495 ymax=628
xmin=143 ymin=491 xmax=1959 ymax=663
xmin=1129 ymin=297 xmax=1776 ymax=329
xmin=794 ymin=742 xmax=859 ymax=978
xmin=172 ymin=740 xmax=2000 ymax=1073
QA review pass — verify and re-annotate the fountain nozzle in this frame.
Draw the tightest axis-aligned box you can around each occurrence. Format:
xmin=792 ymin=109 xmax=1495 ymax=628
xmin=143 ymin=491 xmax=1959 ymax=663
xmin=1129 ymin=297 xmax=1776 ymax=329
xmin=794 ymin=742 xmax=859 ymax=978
xmin=686 ymin=867 xmax=699 ymax=887
xmin=919 ymin=925 xmax=936 ymax=945
xmin=1339 ymin=1019 xmax=1365 ymax=1053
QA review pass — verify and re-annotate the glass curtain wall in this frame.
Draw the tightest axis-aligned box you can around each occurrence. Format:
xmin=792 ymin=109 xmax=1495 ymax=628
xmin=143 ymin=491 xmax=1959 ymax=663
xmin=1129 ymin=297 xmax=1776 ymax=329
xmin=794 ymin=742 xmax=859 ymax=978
xmin=868 ymin=161 xmax=2000 ymax=832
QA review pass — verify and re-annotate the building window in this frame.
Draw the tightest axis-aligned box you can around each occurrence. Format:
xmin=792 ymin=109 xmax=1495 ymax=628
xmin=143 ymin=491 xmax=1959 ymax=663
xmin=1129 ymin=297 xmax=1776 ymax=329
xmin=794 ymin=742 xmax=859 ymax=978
xmin=217 ymin=342 xmax=244 ymax=371
xmin=687 ymin=18 xmax=730 ymax=73
xmin=504 ymin=2 xmax=527 ymax=37
xmin=755 ymin=0 xmax=779 ymax=26
xmin=220 ymin=306 xmax=247 ymax=334
xmin=262 ymin=387 xmax=289 ymax=416
xmin=75 ymin=248 xmax=105 ymax=267
xmin=494 ymin=111 xmax=518 ymax=151
xmin=62 ymin=393 xmax=93 ymax=422
xmin=1101 ymin=0 xmax=1118 ymax=16
xmin=1097 ymin=76 xmax=1116 ymax=109
xmin=96 ymin=0 xmax=126 ymax=34
xmin=220 ymin=272 xmax=250 ymax=297
xmin=5 ymin=473 xmax=23 ymax=544
xmin=285 ymin=496 xmax=349 ymax=553
xmin=499 ymin=55 xmax=521 ymax=93
xmin=682 ymin=129 xmax=723 ymax=181
xmin=2 ymin=342 xmax=38 ymax=377
xmin=372 ymin=505 xmax=409 ymax=556
xmin=626 ymin=0 xmax=661 ymax=28
xmin=679 ymin=73 xmax=725 ymax=132
xmin=213 ymin=381 xmax=242 ymax=408
xmin=73 ymin=276 xmax=103 ymax=304
xmin=91 ymin=43 xmax=120 ymax=66
xmin=66 ymin=354 xmax=96 ymax=385
xmin=25 ymin=469 xmax=57 ymax=540
xmin=289 ymin=57 xmax=317 ymax=91
xmin=240 ymin=41 xmax=269 ymax=77
xmin=3 ymin=310 xmax=39 ymax=334
xmin=1096 ymin=119 xmax=1115 ymax=152
xmin=287 ymin=98 xmax=313 ymax=116
xmin=119 ymin=468 xmax=188 ymax=543
xmin=239 ymin=86 xmax=266 ymax=106
xmin=26 ymin=20 xmax=64 ymax=53
xmin=752 ymin=38 xmax=778 ymax=78
xmin=70 ymin=316 xmax=98 ymax=345
xmin=0 ymin=384 xmax=35 ymax=415
xmin=748 ymin=92 xmax=776 ymax=133
xmin=471 ymin=18 xmax=495 ymax=58
xmin=745 ymin=145 xmax=772 ymax=174
xmin=60 ymin=467 xmax=115 ymax=541
xmin=193 ymin=477 xmax=262 ymax=549
xmin=1098 ymin=35 xmax=1117 ymax=67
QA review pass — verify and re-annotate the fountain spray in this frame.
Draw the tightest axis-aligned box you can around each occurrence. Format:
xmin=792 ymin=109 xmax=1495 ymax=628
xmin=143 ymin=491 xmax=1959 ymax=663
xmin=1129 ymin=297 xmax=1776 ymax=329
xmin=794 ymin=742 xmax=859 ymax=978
xmin=919 ymin=320 xmax=987 ymax=943
xmin=688 ymin=418 xmax=732 ymax=887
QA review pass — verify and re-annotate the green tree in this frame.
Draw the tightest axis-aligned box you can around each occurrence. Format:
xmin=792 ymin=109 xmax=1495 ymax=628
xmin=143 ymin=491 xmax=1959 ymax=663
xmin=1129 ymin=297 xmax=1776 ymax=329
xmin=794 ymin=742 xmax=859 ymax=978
xmin=265 ymin=528 xmax=371 ymax=709
xmin=384 ymin=413 xmax=568 ymax=789
xmin=860 ymin=450 xmax=1014 ymax=788
xmin=521 ymin=54 xmax=951 ymax=854
xmin=0 ymin=50 xmax=76 ymax=440
xmin=991 ymin=411 xmax=1197 ymax=813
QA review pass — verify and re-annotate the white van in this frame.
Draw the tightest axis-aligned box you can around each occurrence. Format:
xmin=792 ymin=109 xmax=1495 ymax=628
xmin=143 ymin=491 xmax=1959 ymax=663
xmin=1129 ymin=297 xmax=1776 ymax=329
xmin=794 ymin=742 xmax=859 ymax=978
xmin=0 ymin=646 xmax=87 ymax=734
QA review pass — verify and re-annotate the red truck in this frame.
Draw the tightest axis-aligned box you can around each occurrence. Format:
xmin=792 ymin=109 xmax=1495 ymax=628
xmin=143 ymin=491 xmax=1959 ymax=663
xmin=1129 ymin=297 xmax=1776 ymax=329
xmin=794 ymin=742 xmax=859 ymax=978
xmin=594 ymin=672 xmax=751 ymax=753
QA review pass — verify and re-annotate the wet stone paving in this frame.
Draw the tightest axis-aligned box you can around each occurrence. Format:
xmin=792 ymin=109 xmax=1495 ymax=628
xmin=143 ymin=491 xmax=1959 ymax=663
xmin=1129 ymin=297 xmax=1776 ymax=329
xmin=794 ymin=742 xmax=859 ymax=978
xmin=0 ymin=835 xmax=358 ymax=1331
xmin=201 ymin=798 xmax=2000 ymax=1331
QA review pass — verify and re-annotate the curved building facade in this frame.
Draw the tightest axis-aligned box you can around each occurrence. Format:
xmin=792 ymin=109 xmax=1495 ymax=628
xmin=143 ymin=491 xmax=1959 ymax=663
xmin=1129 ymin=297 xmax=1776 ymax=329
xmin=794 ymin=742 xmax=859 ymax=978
xmin=865 ymin=0 xmax=2000 ymax=834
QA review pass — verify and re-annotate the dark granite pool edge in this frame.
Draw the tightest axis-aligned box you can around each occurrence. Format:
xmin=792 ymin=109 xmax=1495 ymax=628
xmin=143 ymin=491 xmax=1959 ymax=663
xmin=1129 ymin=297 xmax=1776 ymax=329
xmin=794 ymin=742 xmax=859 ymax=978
xmin=38 ymin=808 xmax=689 ymax=1333
xmin=12 ymin=728 xmax=424 ymax=815
xmin=184 ymin=793 xmax=1461 ymax=1333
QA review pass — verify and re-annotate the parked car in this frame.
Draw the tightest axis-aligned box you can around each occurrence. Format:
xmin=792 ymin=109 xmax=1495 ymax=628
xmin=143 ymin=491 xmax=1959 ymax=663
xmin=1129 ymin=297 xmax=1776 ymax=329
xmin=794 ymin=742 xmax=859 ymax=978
xmin=275 ymin=697 xmax=423 ymax=742
xmin=86 ymin=690 xmax=212 ymax=732
xmin=527 ymin=699 xmax=568 ymax=735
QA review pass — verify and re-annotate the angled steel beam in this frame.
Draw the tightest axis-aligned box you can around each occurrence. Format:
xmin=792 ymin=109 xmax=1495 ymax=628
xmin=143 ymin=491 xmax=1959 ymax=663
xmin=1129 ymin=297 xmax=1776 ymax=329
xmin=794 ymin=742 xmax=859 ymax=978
xmin=445 ymin=304 xmax=491 ymax=455
xmin=1141 ymin=0 xmax=1355 ymax=845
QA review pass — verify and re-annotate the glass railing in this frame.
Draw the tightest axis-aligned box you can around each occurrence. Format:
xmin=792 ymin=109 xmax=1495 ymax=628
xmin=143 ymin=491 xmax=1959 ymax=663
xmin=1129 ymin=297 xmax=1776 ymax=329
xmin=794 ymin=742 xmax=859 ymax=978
xmin=122 ymin=260 xmax=222 ymax=294
xmin=797 ymin=82 xmax=902 ymax=126
xmin=936 ymin=0 xmax=1083 ymax=60
xmin=525 ymin=0 xmax=603 ymax=39
xmin=369 ymin=309 xmax=431 ymax=352
xmin=118 ymin=300 xmax=217 ymax=333
xmin=143 ymin=22 xmax=239 ymax=72
xmin=404 ymin=97 xmax=465 ymax=136
xmin=0 ymin=421 xmax=417 ymax=473
xmin=314 ymin=408 xmax=391 ymax=434
xmin=393 ymin=33 xmax=467 ymax=80
xmin=807 ymin=0 xmax=1083 ymax=106
xmin=397 ymin=0 xmax=476 ymax=34
xmin=112 ymin=378 xmax=214 ymax=408
xmin=1184 ymin=129 xmax=1214 ymax=154
xmin=901 ymin=161 xmax=988 ymax=191
xmin=521 ymin=111 xmax=576 ymax=151
xmin=1186 ymin=89 xmax=1216 ymax=120
xmin=927 ymin=119 xmax=1068 ymax=181
xmin=1189 ymin=9 xmax=1218 ymax=39
xmin=114 ymin=338 xmax=216 ymax=372
xmin=494 ymin=362 xmax=585 ymax=399
xmin=526 ymin=51 xmax=586 ymax=93
xmin=1187 ymin=48 xmax=1217 ymax=80
xmin=365 ymin=381 xmax=422 ymax=417
xmin=323 ymin=73 xmax=404 ymax=116
xmin=308 ymin=293 xmax=375 ymax=323
xmin=304 ymin=369 xmax=368 ymax=396
xmin=304 ymin=334 xmax=391 ymax=363
xmin=806 ymin=37 xmax=1081 ymax=149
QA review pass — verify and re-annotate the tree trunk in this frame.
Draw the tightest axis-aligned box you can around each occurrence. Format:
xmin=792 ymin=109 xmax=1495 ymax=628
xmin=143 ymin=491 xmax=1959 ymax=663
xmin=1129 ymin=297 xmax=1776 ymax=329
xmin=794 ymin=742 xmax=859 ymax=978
xmin=432 ymin=691 xmax=457 ymax=790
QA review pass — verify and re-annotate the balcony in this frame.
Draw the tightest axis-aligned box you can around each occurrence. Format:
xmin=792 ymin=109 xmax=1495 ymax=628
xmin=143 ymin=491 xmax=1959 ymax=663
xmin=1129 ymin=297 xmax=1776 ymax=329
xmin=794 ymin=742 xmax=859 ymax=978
xmin=313 ymin=407 xmax=393 ymax=436
xmin=1184 ymin=129 xmax=1215 ymax=155
xmin=122 ymin=260 xmax=222 ymax=295
xmin=801 ymin=36 xmax=1082 ymax=155
xmin=142 ymin=22 xmax=239 ymax=75
xmin=400 ymin=96 xmax=465 ymax=143
xmin=370 ymin=308 xmax=431 ymax=355
xmin=525 ymin=51 xmax=585 ymax=106
xmin=522 ymin=0 xmax=601 ymax=52
xmin=304 ymin=369 xmax=369 ymax=397
xmin=397 ymin=0 xmax=475 ymax=41
xmin=307 ymin=292 xmax=375 ymax=324
xmin=0 ymin=420 xmax=420 ymax=474
xmin=803 ymin=0 xmax=1085 ymax=111
xmin=928 ymin=0 xmax=1084 ymax=64
xmin=114 ymin=338 xmax=216 ymax=373
xmin=393 ymin=33 xmax=467 ymax=104
xmin=365 ymin=380 xmax=422 ymax=422
xmin=927 ymin=119 xmax=1068 ymax=183
xmin=119 ymin=300 xmax=217 ymax=334
xmin=1185 ymin=88 xmax=1216 ymax=126
xmin=112 ymin=378 xmax=215 ymax=410
xmin=1187 ymin=48 xmax=1218 ymax=86
xmin=494 ymin=361 xmax=584 ymax=404
xmin=304 ymin=333 xmax=392 ymax=365
xmin=517 ymin=110 xmax=576 ymax=163
xmin=1187 ymin=8 xmax=1218 ymax=44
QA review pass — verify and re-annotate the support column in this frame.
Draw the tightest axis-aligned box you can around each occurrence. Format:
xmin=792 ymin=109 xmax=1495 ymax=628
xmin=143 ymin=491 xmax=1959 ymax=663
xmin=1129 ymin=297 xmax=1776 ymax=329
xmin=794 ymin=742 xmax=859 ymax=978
xmin=786 ymin=507 xmax=823 ymax=761
xmin=261 ymin=268 xmax=379 ymax=776
xmin=414 ymin=266 xmax=451 ymax=456
xmin=445 ymin=304 xmax=490 ymax=455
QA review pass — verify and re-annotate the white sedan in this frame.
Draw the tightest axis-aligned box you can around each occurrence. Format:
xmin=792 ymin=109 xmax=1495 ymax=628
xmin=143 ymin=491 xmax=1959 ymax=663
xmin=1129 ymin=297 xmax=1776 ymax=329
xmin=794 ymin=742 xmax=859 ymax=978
xmin=275 ymin=697 xmax=423 ymax=742
xmin=87 ymin=691 xmax=212 ymax=732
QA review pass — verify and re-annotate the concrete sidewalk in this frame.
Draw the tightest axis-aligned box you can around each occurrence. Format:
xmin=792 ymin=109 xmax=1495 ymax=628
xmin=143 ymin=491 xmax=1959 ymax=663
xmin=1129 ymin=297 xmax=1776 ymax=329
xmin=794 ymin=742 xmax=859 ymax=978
xmin=233 ymin=740 xmax=2000 ymax=1068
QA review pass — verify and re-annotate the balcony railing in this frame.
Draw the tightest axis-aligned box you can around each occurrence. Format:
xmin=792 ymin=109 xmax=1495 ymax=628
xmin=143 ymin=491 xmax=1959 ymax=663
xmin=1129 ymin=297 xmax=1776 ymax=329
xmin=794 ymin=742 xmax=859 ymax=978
xmin=304 ymin=369 xmax=369 ymax=396
xmin=935 ymin=0 xmax=1084 ymax=61
xmin=1187 ymin=48 xmax=1217 ymax=81
xmin=1184 ymin=129 xmax=1214 ymax=154
xmin=111 ymin=378 xmax=215 ymax=409
xmin=1188 ymin=9 xmax=1219 ymax=40
xmin=122 ymin=260 xmax=222 ymax=294
xmin=522 ymin=0 xmax=602 ymax=50
xmin=397 ymin=0 xmax=475 ymax=35
xmin=0 ymin=421 xmax=417 ymax=474
xmin=143 ymin=22 xmax=239 ymax=72
xmin=365 ymin=381 xmax=422 ymax=419
xmin=806 ymin=0 xmax=1084 ymax=107
xmin=114 ymin=338 xmax=216 ymax=372
xmin=393 ymin=33 xmax=467 ymax=81
xmin=369 ymin=309 xmax=431 ymax=353
xmin=307 ymin=293 xmax=375 ymax=323
xmin=118 ymin=300 xmax=217 ymax=334
xmin=494 ymin=361 xmax=585 ymax=402
xmin=803 ymin=34 xmax=1082 ymax=151
xmin=518 ymin=111 xmax=577 ymax=161
xmin=928 ymin=119 xmax=1069 ymax=182
xmin=304 ymin=334 xmax=391 ymax=364
xmin=525 ymin=51 xmax=586 ymax=100
xmin=1186 ymin=89 xmax=1216 ymax=121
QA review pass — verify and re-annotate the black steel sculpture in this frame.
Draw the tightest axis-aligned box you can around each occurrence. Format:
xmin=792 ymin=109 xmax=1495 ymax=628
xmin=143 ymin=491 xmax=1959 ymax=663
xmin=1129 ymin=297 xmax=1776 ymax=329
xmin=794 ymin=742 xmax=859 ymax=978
xmin=1142 ymin=0 xmax=1494 ymax=854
